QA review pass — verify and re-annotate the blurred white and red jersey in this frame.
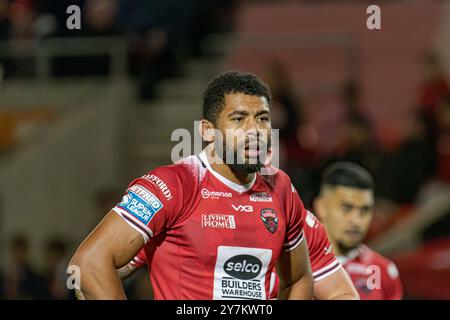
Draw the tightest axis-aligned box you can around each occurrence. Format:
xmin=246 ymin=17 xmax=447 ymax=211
xmin=113 ymin=151 xmax=307 ymax=300
xmin=337 ymin=245 xmax=403 ymax=300
xmin=130 ymin=210 xmax=342 ymax=299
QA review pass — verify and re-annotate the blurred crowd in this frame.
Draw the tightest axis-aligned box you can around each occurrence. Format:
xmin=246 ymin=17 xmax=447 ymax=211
xmin=0 ymin=187 xmax=152 ymax=299
xmin=0 ymin=234 xmax=74 ymax=299
xmin=0 ymin=0 xmax=236 ymax=99
xmin=266 ymin=52 xmax=450 ymax=243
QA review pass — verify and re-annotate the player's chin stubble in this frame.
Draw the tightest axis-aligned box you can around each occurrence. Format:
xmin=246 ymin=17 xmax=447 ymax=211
xmin=222 ymin=139 xmax=270 ymax=175
xmin=336 ymin=240 xmax=360 ymax=255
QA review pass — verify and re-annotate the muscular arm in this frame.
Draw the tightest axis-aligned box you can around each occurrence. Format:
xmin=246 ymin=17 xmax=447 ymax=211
xmin=69 ymin=211 xmax=145 ymax=300
xmin=276 ymin=239 xmax=314 ymax=300
xmin=314 ymin=267 xmax=359 ymax=300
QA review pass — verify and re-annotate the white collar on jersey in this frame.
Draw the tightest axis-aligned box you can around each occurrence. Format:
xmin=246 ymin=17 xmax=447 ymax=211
xmin=198 ymin=150 xmax=257 ymax=193
xmin=336 ymin=245 xmax=362 ymax=265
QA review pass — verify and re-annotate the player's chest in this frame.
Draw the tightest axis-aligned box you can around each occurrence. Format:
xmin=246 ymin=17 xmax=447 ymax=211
xmin=176 ymin=190 xmax=287 ymax=250
xmin=344 ymin=262 xmax=386 ymax=300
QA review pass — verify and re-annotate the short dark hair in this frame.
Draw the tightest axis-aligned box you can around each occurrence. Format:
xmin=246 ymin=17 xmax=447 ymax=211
xmin=321 ymin=162 xmax=375 ymax=191
xmin=202 ymin=70 xmax=272 ymax=125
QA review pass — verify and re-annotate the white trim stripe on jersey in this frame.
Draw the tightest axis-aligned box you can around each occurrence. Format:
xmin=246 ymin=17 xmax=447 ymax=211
xmin=283 ymin=230 xmax=304 ymax=252
xmin=112 ymin=207 xmax=154 ymax=242
xmin=134 ymin=256 xmax=145 ymax=264
xmin=312 ymin=260 xmax=342 ymax=282
xmin=130 ymin=255 xmax=145 ymax=267
xmin=268 ymin=272 xmax=277 ymax=300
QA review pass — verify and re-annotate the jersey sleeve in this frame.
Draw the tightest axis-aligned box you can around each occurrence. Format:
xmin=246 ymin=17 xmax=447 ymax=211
xmin=112 ymin=166 xmax=185 ymax=243
xmin=304 ymin=210 xmax=341 ymax=282
xmin=383 ymin=262 xmax=404 ymax=300
xmin=129 ymin=248 xmax=147 ymax=268
xmin=283 ymin=183 xmax=305 ymax=252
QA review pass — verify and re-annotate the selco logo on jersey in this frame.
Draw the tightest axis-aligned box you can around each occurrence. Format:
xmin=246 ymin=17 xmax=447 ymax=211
xmin=142 ymin=174 xmax=173 ymax=200
xmin=213 ymin=246 xmax=272 ymax=300
xmin=224 ymin=255 xmax=262 ymax=280
xmin=201 ymin=188 xmax=232 ymax=199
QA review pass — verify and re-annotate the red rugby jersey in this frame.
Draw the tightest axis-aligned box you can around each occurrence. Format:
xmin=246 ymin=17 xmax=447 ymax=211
xmin=130 ymin=209 xmax=341 ymax=299
xmin=338 ymin=245 xmax=403 ymax=300
xmin=113 ymin=152 xmax=307 ymax=300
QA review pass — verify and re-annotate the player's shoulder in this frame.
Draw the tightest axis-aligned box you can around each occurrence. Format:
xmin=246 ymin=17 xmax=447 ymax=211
xmin=134 ymin=155 xmax=204 ymax=195
xmin=260 ymin=166 xmax=295 ymax=192
xmin=304 ymin=210 xmax=320 ymax=229
xmin=361 ymin=245 xmax=400 ymax=279
xmin=303 ymin=210 xmax=328 ymax=243
xmin=144 ymin=155 xmax=204 ymax=184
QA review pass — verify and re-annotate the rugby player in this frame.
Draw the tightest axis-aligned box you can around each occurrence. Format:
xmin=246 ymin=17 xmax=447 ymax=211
xmin=118 ymin=210 xmax=359 ymax=300
xmin=314 ymin=162 xmax=403 ymax=299
xmin=69 ymin=71 xmax=314 ymax=300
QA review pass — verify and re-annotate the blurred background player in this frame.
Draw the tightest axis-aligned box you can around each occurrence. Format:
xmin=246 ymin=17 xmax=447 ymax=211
xmin=314 ymin=162 xmax=403 ymax=300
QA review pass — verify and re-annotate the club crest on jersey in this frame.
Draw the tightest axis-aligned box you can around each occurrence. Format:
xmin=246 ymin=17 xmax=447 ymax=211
xmin=260 ymin=208 xmax=278 ymax=233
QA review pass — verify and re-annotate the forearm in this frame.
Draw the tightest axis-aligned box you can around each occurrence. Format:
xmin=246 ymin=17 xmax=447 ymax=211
xmin=325 ymin=292 xmax=359 ymax=300
xmin=70 ymin=254 xmax=127 ymax=300
xmin=278 ymin=274 xmax=314 ymax=300
xmin=313 ymin=268 xmax=360 ymax=300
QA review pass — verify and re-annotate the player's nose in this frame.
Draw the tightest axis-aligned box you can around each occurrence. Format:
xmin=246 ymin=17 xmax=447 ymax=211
xmin=244 ymin=117 xmax=259 ymax=131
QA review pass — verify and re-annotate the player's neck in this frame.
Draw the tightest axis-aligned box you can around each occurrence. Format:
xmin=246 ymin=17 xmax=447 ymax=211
xmin=211 ymin=162 xmax=255 ymax=185
xmin=333 ymin=240 xmax=361 ymax=259
xmin=203 ymin=151 xmax=255 ymax=185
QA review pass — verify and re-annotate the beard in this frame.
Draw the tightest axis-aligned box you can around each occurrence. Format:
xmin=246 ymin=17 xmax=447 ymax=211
xmin=228 ymin=162 xmax=261 ymax=174
xmin=217 ymin=132 xmax=271 ymax=175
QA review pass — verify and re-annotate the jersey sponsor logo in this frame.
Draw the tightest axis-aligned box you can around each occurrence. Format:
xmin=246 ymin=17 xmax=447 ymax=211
xmin=232 ymin=204 xmax=253 ymax=212
xmin=260 ymin=208 xmax=278 ymax=233
xmin=201 ymin=188 xmax=232 ymax=199
xmin=202 ymin=214 xmax=236 ymax=229
xmin=345 ymin=263 xmax=370 ymax=275
xmin=306 ymin=210 xmax=317 ymax=228
xmin=142 ymin=174 xmax=173 ymax=200
xmin=224 ymin=255 xmax=262 ymax=280
xmin=324 ymin=245 xmax=332 ymax=255
xmin=117 ymin=186 xmax=163 ymax=225
xmin=129 ymin=185 xmax=163 ymax=209
xmin=249 ymin=192 xmax=272 ymax=202
xmin=213 ymin=246 xmax=272 ymax=300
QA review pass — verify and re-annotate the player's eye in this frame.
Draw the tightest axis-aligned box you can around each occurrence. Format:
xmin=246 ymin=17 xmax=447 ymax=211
xmin=232 ymin=117 xmax=243 ymax=123
xmin=360 ymin=206 xmax=372 ymax=216
xmin=342 ymin=204 xmax=353 ymax=213
xmin=257 ymin=116 xmax=270 ymax=123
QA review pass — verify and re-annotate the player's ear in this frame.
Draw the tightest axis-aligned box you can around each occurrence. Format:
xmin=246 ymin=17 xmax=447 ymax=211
xmin=199 ymin=119 xmax=216 ymax=143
